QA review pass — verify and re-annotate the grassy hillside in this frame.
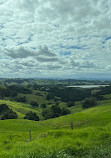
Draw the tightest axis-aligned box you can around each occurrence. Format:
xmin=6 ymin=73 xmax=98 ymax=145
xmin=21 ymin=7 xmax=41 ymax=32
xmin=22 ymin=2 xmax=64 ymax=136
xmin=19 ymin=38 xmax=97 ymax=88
xmin=0 ymin=99 xmax=111 ymax=158
xmin=0 ymin=99 xmax=83 ymax=121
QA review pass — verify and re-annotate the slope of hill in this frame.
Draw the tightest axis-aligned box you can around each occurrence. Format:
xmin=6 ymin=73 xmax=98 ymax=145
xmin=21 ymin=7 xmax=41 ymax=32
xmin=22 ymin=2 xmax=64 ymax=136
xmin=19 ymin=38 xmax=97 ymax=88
xmin=0 ymin=100 xmax=43 ymax=120
xmin=0 ymin=99 xmax=111 ymax=158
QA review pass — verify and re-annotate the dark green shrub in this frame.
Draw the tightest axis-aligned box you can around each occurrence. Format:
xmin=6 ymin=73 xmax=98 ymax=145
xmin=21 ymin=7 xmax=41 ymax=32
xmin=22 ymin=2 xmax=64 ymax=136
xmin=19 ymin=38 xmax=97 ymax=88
xmin=0 ymin=104 xmax=18 ymax=120
xmin=1 ymin=110 xmax=18 ymax=120
xmin=46 ymin=93 xmax=54 ymax=100
xmin=16 ymin=96 xmax=26 ymax=103
xmin=42 ymin=105 xmax=70 ymax=120
xmin=30 ymin=101 xmax=38 ymax=107
xmin=24 ymin=111 xmax=39 ymax=121
xmin=41 ymin=109 xmax=53 ymax=120
xmin=61 ymin=107 xmax=70 ymax=115
xmin=0 ymin=104 xmax=9 ymax=114
xmin=82 ymin=97 xmax=97 ymax=109
xmin=67 ymin=101 xmax=75 ymax=107
xmin=40 ymin=104 xmax=46 ymax=108
xmin=35 ymin=92 xmax=43 ymax=96
xmin=0 ymin=87 xmax=6 ymax=99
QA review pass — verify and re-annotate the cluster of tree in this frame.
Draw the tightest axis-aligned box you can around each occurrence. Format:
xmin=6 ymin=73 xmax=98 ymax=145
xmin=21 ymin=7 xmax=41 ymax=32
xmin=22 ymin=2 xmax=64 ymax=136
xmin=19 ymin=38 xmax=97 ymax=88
xmin=97 ymin=86 xmax=111 ymax=95
xmin=67 ymin=101 xmax=75 ymax=107
xmin=6 ymin=85 xmax=32 ymax=94
xmin=0 ymin=104 xmax=18 ymax=120
xmin=30 ymin=102 xmax=46 ymax=109
xmin=91 ymin=86 xmax=111 ymax=101
xmin=0 ymin=87 xmax=7 ymax=99
xmin=35 ymin=92 xmax=43 ymax=96
xmin=82 ymin=97 xmax=97 ymax=109
xmin=30 ymin=101 xmax=38 ymax=107
xmin=15 ymin=96 xmax=26 ymax=103
xmin=0 ymin=85 xmax=32 ymax=99
xmin=3 ymin=79 xmax=24 ymax=84
xmin=40 ymin=103 xmax=46 ymax=108
xmin=32 ymin=84 xmax=49 ymax=91
xmin=46 ymin=87 xmax=91 ymax=102
xmin=41 ymin=104 xmax=70 ymax=120
xmin=46 ymin=93 xmax=55 ymax=100
xmin=92 ymin=93 xmax=104 ymax=100
xmin=24 ymin=111 xmax=39 ymax=121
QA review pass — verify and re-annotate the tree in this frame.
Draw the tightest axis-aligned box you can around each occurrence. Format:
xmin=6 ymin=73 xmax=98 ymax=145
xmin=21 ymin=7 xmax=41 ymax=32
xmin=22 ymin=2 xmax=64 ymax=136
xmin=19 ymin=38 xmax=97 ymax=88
xmin=46 ymin=93 xmax=54 ymax=100
xmin=1 ymin=110 xmax=18 ymax=120
xmin=67 ymin=101 xmax=75 ymax=107
xmin=61 ymin=107 xmax=70 ymax=115
xmin=41 ymin=109 xmax=53 ymax=120
xmin=16 ymin=96 xmax=26 ymax=103
xmin=24 ymin=111 xmax=39 ymax=121
xmin=0 ymin=104 xmax=18 ymax=120
xmin=50 ymin=104 xmax=61 ymax=118
xmin=82 ymin=97 xmax=97 ymax=109
xmin=40 ymin=104 xmax=46 ymax=108
xmin=0 ymin=87 xmax=6 ymax=99
xmin=41 ymin=104 xmax=70 ymax=120
xmin=0 ymin=104 xmax=9 ymax=114
xmin=30 ymin=101 xmax=38 ymax=107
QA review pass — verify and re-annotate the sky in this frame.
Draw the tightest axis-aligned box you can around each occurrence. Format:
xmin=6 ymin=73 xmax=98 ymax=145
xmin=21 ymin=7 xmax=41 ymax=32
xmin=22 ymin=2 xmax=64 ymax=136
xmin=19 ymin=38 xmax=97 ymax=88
xmin=0 ymin=0 xmax=111 ymax=79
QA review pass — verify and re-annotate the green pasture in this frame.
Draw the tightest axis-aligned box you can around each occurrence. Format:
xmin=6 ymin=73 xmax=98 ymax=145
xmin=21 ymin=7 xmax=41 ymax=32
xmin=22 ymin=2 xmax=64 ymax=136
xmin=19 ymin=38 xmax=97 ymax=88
xmin=0 ymin=100 xmax=43 ymax=120
xmin=0 ymin=99 xmax=111 ymax=158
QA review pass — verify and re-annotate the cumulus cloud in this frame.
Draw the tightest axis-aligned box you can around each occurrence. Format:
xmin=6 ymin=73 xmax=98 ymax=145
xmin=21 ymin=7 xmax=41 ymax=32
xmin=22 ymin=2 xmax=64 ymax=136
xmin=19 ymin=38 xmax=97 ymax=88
xmin=4 ymin=45 xmax=59 ymax=64
xmin=5 ymin=46 xmax=35 ymax=58
xmin=0 ymin=0 xmax=111 ymax=78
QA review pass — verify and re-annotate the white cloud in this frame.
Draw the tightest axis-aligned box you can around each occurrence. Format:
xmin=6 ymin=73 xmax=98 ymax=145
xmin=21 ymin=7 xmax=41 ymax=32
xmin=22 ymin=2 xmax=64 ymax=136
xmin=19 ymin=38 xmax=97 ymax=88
xmin=0 ymin=0 xmax=111 ymax=78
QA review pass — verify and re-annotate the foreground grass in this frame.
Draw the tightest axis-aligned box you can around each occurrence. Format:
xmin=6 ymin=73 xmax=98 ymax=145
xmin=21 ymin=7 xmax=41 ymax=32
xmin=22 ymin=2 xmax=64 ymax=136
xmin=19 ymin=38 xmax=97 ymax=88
xmin=0 ymin=101 xmax=111 ymax=158
xmin=0 ymin=124 xmax=111 ymax=158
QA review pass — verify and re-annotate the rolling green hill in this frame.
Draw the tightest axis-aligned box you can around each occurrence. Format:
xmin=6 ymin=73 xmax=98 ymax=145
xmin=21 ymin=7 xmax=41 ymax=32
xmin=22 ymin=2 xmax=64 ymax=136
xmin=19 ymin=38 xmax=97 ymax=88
xmin=0 ymin=100 xmax=43 ymax=119
xmin=0 ymin=99 xmax=111 ymax=158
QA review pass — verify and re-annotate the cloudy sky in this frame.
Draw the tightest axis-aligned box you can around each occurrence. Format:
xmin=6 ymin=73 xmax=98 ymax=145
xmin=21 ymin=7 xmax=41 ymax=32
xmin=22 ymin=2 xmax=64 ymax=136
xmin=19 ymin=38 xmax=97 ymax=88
xmin=0 ymin=0 xmax=111 ymax=79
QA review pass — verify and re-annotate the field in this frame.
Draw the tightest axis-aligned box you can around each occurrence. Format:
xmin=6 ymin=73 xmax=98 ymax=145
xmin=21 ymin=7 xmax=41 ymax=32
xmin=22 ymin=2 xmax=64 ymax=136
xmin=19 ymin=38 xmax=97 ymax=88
xmin=0 ymin=99 xmax=111 ymax=158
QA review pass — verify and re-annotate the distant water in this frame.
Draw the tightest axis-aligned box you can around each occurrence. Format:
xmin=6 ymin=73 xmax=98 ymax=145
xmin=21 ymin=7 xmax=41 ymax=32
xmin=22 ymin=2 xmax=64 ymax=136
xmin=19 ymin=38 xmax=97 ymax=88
xmin=66 ymin=85 xmax=109 ymax=88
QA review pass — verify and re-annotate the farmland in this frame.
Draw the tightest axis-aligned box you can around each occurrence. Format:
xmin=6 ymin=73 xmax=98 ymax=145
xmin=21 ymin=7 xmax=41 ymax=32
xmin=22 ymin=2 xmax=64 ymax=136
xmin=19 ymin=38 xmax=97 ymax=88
xmin=0 ymin=79 xmax=111 ymax=158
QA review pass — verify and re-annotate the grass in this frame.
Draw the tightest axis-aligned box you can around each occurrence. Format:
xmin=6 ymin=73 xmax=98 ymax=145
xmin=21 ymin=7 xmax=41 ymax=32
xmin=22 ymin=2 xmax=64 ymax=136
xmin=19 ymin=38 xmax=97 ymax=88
xmin=103 ymin=94 xmax=111 ymax=99
xmin=18 ymin=93 xmax=48 ymax=105
xmin=0 ymin=100 xmax=43 ymax=119
xmin=0 ymin=98 xmax=111 ymax=158
xmin=0 ymin=96 xmax=83 ymax=121
xmin=0 ymin=124 xmax=111 ymax=158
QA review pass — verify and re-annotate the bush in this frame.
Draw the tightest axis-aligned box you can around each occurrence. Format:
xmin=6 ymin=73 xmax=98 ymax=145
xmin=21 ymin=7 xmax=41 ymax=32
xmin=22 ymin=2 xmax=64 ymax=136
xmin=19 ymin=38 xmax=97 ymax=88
xmin=30 ymin=101 xmax=38 ymax=107
xmin=40 ymin=104 xmax=46 ymax=108
xmin=35 ymin=92 xmax=43 ymax=96
xmin=50 ymin=105 xmax=61 ymax=117
xmin=0 ymin=104 xmax=18 ymax=120
xmin=41 ymin=109 xmax=53 ymax=120
xmin=16 ymin=96 xmax=26 ymax=103
xmin=94 ymin=94 xmax=104 ymax=100
xmin=1 ymin=110 xmax=18 ymax=120
xmin=0 ymin=104 xmax=9 ymax=114
xmin=82 ymin=97 xmax=97 ymax=109
xmin=41 ymin=105 xmax=70 ymax=120
xmin=67 ymin=101 xmax=75 ymax=107
xmin=61 ymin=107 xmax=70 ymax=115
xmin=46 ymin=93 xmax=54 ymax=100
xmin=24 ymin=111 xmax=39 ymax=121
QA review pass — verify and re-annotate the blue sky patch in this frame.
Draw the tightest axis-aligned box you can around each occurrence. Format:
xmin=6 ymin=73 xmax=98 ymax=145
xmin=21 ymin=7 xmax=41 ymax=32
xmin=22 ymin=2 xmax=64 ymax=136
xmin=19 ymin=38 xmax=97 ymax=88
xmin=30 ymin=47 xmax=37 ymax=50
xmin=67 ymin=45 xmax=86 ymax=50
xmin=103 ymin=36 xmax=111 ymax=44
xmin=59 ymin=51 xmax=71 ymax=55
xmin=105 ymin=36 xmax=111 ymax=41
